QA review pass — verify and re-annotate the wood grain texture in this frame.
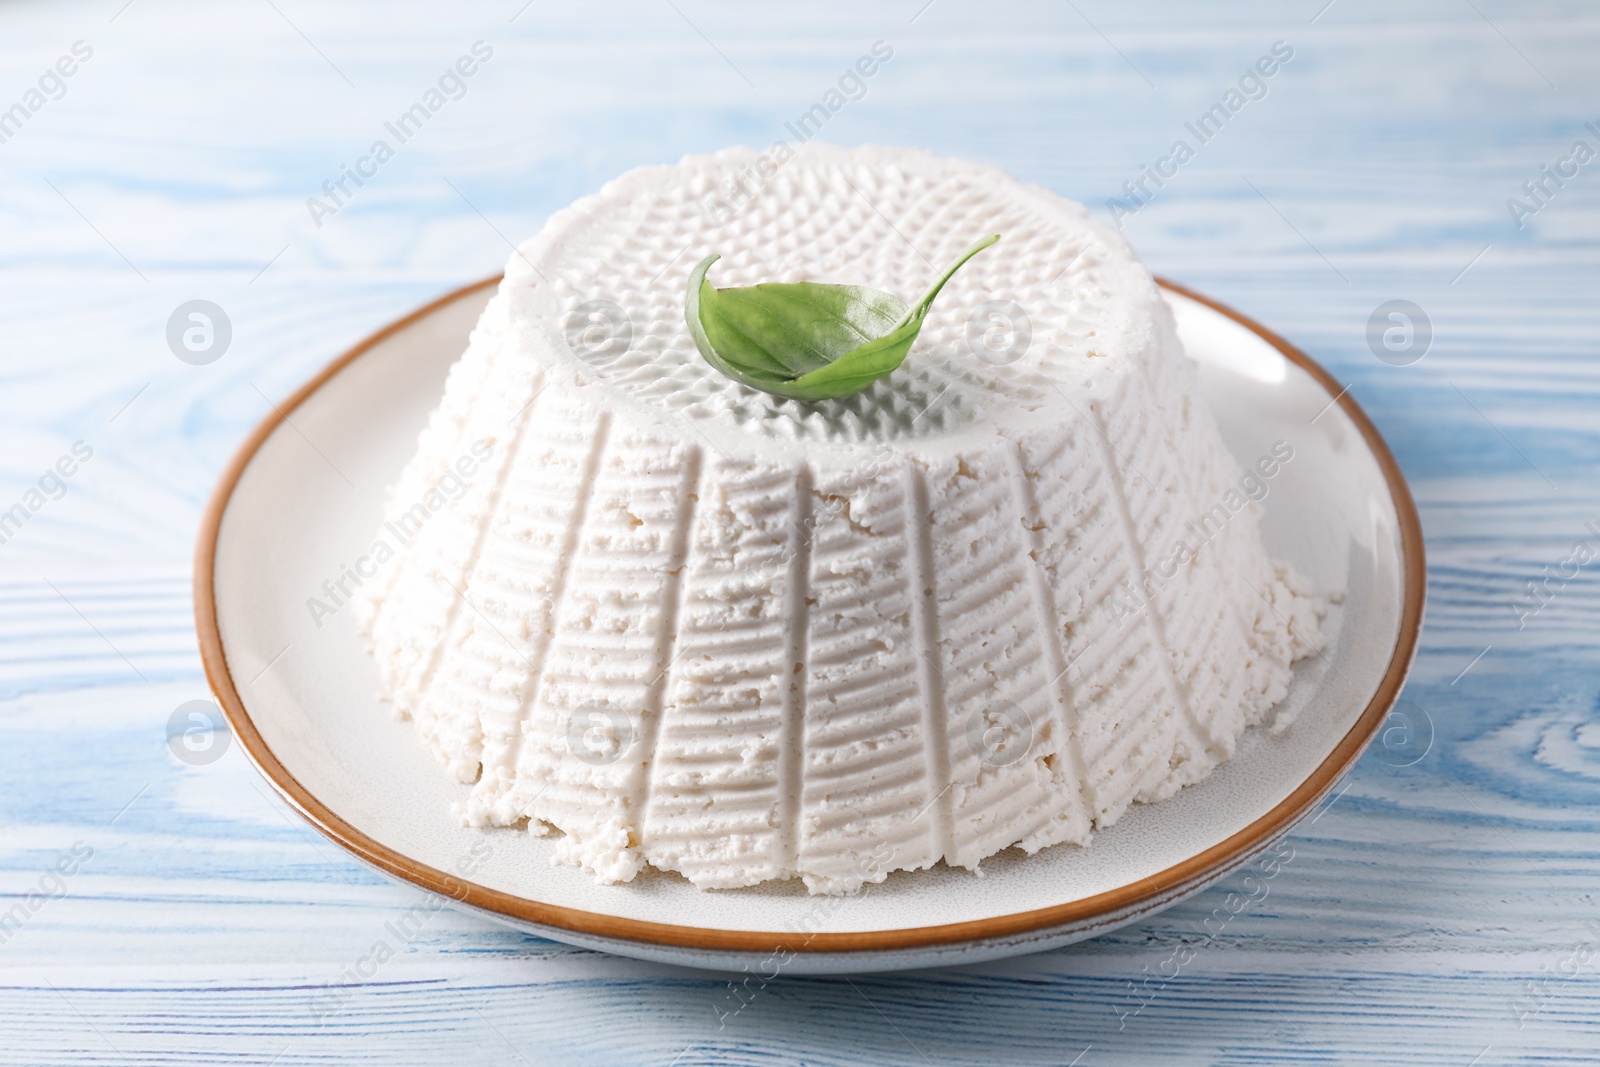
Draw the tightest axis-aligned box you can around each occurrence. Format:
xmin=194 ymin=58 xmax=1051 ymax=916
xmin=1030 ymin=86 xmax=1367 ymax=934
xmin=2 ymin=0 xmax=1598 ymax=1063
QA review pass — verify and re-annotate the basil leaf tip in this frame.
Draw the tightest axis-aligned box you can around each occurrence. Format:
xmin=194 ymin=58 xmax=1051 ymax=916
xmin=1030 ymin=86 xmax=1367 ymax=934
xmin=684 ymin=233 xmax=1000 ymax=402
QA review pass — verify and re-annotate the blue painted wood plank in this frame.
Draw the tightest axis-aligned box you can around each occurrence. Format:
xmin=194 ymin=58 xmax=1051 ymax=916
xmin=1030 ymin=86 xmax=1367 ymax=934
xmin=2 ymin=0 xmax=1599 ymax=1063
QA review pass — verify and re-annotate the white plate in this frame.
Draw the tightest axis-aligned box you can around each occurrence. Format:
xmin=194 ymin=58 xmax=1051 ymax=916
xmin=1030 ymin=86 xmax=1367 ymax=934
xmin=196 ymin=277 xmax=1424 ymax=974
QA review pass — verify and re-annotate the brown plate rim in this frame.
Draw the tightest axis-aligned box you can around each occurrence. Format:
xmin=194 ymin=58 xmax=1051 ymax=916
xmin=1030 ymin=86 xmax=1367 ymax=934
xmin=194 ymin=273 xmax=1426 ymax=956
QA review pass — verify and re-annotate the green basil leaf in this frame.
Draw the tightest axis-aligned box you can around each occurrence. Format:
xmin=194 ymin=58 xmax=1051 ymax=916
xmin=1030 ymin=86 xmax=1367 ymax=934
xmin=684 ymin=233 xmax=999 ymax=402
xmin=779 ymin=316 xmax=923 ymax=401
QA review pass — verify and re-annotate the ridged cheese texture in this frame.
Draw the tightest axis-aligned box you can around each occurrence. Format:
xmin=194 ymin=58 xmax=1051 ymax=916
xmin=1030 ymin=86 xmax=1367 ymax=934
xmin=357 ymin=145 xmax=1324 ymax=895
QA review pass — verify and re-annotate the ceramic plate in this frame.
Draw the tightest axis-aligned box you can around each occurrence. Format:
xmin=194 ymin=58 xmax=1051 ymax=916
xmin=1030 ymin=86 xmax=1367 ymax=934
xmin=195 ymin=276 xmax=1424 ymax=974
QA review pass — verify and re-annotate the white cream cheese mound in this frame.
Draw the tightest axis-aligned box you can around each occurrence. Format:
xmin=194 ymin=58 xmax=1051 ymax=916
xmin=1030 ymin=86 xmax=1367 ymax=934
xmin=356 ymin=144 xmax=1325 ymax=895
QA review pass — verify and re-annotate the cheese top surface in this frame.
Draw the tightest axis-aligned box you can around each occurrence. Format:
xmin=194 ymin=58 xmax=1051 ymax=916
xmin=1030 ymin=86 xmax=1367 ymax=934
xmin=359 ymin=145 xmax=1324 ymax=896
xmin=504 ymin=144 xmax=1158 ymax=457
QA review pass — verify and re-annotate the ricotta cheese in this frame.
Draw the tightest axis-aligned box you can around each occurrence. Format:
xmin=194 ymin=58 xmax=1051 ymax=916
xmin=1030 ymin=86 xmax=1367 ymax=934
xmin=357 ymin=145 xmax=1324 ymax=895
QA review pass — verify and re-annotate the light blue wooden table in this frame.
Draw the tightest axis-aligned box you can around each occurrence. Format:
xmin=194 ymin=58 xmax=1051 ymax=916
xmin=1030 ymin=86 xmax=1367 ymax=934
xmin=3 ymin=1 xmax=1597 ymax=1062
